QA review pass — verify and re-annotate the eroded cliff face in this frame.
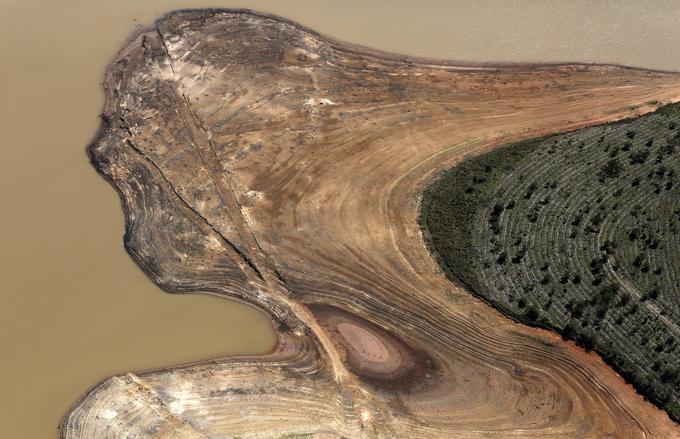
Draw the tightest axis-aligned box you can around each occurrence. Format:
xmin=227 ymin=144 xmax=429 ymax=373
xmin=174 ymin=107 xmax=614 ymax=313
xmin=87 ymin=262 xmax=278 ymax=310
xmin=62 ymin=9 xmax=680 ymax=438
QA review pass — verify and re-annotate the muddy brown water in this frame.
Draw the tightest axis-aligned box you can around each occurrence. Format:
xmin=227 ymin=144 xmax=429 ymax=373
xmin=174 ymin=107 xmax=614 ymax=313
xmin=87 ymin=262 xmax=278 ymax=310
xmin=1 ymin=1 xmax=680 ymax=437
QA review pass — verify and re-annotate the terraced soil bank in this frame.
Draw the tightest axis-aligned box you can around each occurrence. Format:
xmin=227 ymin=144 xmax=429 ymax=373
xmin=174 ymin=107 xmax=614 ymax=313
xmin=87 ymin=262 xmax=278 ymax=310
xmin=421 ymin=103 xmax=680 ymax=422
xmin=62 ymin=9 xmax=680 ymax=438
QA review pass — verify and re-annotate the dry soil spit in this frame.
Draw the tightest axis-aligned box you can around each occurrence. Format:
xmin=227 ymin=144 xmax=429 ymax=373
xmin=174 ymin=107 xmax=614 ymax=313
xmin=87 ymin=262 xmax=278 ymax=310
xmin=62 ymin=9 xmax=680 ymax=438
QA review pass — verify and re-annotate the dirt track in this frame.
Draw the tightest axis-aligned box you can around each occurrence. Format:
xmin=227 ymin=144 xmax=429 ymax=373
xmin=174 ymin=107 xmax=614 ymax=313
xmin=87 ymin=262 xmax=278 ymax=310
xmin=61 ymin=9 xmax=680 ymax=438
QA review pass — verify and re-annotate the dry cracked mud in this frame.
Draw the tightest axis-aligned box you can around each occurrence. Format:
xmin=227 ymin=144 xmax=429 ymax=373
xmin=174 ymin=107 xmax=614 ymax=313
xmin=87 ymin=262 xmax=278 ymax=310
xmin=61 ymin=9 xmax=680 ymax=438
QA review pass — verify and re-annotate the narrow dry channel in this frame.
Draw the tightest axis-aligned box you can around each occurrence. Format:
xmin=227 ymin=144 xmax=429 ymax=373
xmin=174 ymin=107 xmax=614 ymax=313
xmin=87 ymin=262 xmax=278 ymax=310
xmin=1 ymin=2 xmax=680 ymax=438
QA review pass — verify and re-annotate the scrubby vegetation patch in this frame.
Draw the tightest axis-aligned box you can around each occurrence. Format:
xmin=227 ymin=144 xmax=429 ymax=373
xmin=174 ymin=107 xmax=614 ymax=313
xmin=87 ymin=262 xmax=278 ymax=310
xmin=421 ymin=103 xmax=680 ymax=421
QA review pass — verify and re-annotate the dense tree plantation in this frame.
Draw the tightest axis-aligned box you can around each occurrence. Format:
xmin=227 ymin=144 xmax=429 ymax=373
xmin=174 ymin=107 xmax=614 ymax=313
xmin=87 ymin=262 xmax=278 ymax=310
xmin=420 ymin=103 xmax=680 ymax=421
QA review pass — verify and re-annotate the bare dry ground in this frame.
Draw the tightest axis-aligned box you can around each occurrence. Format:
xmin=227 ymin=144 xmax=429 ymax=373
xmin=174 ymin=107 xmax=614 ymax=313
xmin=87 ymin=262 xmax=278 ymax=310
xmin=61 ymin=9 xmax=680 ymax=438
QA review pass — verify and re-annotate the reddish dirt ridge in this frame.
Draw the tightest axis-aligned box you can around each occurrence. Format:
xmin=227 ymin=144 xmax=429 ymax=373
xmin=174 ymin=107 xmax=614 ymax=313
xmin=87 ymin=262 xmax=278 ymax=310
xmin=61 ymin=9 xmax=680 ymax=438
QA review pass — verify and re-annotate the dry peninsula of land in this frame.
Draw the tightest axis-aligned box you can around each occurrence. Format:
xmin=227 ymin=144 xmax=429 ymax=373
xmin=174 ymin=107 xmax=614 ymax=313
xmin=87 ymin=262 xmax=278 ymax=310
xmin=62 ymin=9 xmax=680 ymax=438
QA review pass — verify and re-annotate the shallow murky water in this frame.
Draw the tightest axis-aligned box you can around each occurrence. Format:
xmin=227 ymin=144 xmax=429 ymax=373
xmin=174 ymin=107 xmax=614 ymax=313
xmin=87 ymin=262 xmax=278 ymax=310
xmin=1 ymin=1 xmax=679 ymax=437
